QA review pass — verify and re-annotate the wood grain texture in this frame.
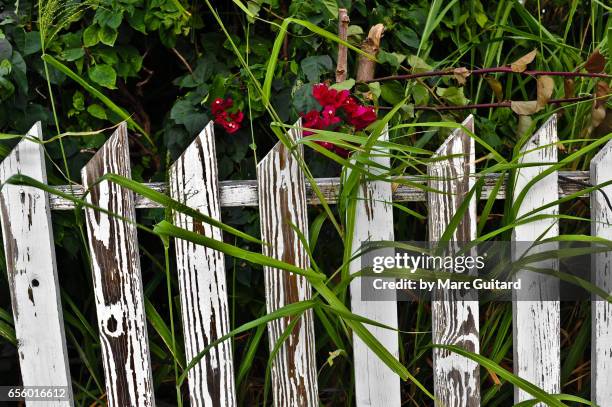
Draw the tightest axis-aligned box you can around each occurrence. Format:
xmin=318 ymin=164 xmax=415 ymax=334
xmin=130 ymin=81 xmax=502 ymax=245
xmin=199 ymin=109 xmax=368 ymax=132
xmin=348 ymin=126 xmax=401 ymax=407
xmin=47 ymin=171 xmax=591 ymax=210
xmin=81 ymin=123 xmax=155 ymax=407
xmin=169 ymin=122 xmax=236 ymax=407
xmin=427 ymin=115 xmax=480 ymax=407
xmin=512 ymin=115 xmax=560 ymax=405
xmin=0 ymin=122 xmax=74 ymax=406
xmin=590 ymin=140 xmax=612 ymax=406
xmin=257 ymin=120 xmax=318 ymax=407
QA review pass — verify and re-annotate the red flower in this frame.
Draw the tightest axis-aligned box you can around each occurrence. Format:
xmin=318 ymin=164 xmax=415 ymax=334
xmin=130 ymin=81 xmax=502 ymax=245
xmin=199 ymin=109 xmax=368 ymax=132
xmin=211 ymin=98 xmax=233 ymax=115
xmin=302 ymin=110 xmax=322 ymax=135
xmin=230 ymin=111 xmax=244 ymax=124
xmin=223 ymin=121 xmax=240 ymax=134
xmin=346 ymin=105 xmax=377 ymax=130
xmin=312 ymin=83 xmax=349 ymax=109
xmin=320 ymin=105 xmax=342 ymax=128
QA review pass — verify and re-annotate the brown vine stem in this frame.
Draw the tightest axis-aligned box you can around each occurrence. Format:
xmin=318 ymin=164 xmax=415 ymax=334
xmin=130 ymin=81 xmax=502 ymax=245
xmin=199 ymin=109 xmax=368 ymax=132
xmin=365 ymin=67 xmax=612 ymax=83
xmin=377 ymin=96 xmax=592 ymax=111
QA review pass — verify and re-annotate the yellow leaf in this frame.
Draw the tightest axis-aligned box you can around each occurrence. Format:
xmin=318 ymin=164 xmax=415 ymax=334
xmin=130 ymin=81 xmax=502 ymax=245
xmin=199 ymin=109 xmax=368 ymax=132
xmin=536 ymin=76 xmax=554 ymax=109
xmin=453 ymin=67 xmax=470 ymax=85
xmin=511 ymin=100 xmax=540 ymax=115
xmin=510 ymin=49 xmax=537 ymax=73
xmin=485 ymin=76 xmax=503 ymax=101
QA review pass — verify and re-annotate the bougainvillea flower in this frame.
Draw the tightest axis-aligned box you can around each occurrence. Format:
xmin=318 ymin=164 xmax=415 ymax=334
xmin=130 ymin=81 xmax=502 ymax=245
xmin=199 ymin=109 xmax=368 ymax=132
xmin=211 ymin=97 xmax=233 ymax=115
xmin=312 ymin=83 xmax=350 ymax=109
xmin=320 ymin=105 xmax=342 ymax=128
xmin=302 ymin=110 xmax=322 ymax=135
xmin=230 ymin=111 xmax=244 ymax=124
xmin=346 ymin=105 xmax=377 ymax=130
xmin=223 ymin=121 xmax=240 ymax=134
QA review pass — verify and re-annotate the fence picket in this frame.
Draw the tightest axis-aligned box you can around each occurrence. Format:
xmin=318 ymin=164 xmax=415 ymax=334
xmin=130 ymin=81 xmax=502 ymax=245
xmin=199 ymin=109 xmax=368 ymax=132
xmin=349 ymin=126 xmax=401 ymax=407
xmin=169 ymin=122 xmax=237 ymax=406
xmin=427 ymin=115 xmax=480 ymax=406
xmin=512 ymin=115 xmax=560 ymax=404
xmin=81 ymin=123 xmax=155 ymax=407
xmin=257 ymin=120 xmax=318 ymax=407
xmin=0 ymin=122 xmax=74 ymax=406
xmin=590 ymin=139 xmax=612 ymax=405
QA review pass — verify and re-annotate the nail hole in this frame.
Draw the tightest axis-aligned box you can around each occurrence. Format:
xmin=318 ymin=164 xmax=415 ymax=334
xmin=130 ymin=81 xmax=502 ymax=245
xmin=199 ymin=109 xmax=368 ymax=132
xmin=107 ymin=315 xmax=118 ymax=333
xmin=31 ymin=279 xmax=39 ymax=287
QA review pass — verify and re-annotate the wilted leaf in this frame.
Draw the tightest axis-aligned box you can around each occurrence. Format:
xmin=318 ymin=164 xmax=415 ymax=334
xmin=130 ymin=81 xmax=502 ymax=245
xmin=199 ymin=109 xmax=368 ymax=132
xmin=517 ymin=115 xmax=534 ymax=137
xmin=564 ymin=79 xmax=575 ymax=99
xmin=536 ymin=76 xmax=554 ymax=109
xmin=591 ymin=105 xmax=607 ymax=130
xmin=511 ymin=49 xmax=537 ymax=73
xmin=584 ymin=50 xmax=606 ymax=73
xmin=595 ymin=81 xmax=610 ymax=108
xmin=453 ymin=67 xmax=470 ymax=85
xmin=485 ymin=76 xmax=503 ymax=101
xmin=511 ymin=100 xmax=540 ymax=115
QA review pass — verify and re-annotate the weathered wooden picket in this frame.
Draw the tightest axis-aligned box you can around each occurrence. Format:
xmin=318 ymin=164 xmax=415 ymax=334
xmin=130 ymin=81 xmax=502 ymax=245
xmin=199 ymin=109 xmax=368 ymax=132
xmin=1 ymin=114 xmax=611 ymax=407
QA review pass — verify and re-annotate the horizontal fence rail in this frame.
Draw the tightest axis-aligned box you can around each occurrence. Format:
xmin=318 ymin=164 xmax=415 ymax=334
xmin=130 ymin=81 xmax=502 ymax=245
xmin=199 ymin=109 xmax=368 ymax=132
xmin=46 ymin=171 xmax=591 ymax=209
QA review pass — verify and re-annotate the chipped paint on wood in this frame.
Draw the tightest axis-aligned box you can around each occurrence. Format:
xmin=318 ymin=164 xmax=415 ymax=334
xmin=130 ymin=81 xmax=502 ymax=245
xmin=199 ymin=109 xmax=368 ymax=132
xmin=590 ymin=139 xmax=612 ymax=406
xmin=427 ymin=115 xmax=480 ymax=407
xmin=257 ymin=120 xmax=318 ymax=407
xmin=81 ymin=123 xmax=155 ymax=407
xmin=0 ymin=122 xmax=74 ymax=407
xmin=512 ymin=115 xmax=560 ymax=405
xmin=169 ymin=122 xmax=236 ymax=407
xmin=349 ymin=126 xmax=401 ymax=407
xmin=47 ymin=171 xmax=592 ymax=210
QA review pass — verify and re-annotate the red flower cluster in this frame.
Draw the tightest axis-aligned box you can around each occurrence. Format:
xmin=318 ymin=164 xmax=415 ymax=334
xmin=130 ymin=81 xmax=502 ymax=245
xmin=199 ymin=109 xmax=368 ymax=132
xmin=301 ymin=83 xmax=378 ymax=157
xmin=211 ymin=98 xmax=244 ymax=134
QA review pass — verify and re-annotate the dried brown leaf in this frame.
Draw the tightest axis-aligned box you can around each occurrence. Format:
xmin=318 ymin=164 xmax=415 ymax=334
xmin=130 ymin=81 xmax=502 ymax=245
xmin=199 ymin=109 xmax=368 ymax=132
xmin=511 ymin=49 xmax=537 ymax=73
xmin=536 ymin=76 xmax=554 ymax=109
xmin=584 ymin=50 xmax=606 ymax=73
xmin=511 ymin=100 xmax=540 ymax=115
xmin=564 ymin=79 xmax=575 ymax=99
xmin=595 ymin=81 xmax=611 ymax=108
xmin=485 ymin=76 xmax=503 ymax=101
xmin=453 ymin=67 xmax=470 ymax=85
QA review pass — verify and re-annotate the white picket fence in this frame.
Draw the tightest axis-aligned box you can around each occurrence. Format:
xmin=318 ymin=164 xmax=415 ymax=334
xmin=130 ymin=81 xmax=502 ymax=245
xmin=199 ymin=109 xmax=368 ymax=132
xmin=1 ymin=114 xmax=611 ymax=407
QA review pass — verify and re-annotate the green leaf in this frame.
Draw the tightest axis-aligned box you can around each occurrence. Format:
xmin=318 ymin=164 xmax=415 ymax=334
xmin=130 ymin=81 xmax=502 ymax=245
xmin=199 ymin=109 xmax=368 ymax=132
xmin=98 ymin=26 xmax=118 ymax=46
xmin=88 ymin=64 xmax=116 ymax=89
xmin=407 ymin=54 xmax=432 ymax=72
xmin=436 ymin=86 xmax=469 ymax=106
xmin=62 ymin=47 xmax=85 ymax=62
xmin=381 ymin=81 xmax=405 ymax=105
xmin=94 ymin=9 xmax=123 ymax=29
xmin=300 ymin=55 xmax=333 ymax=83
xmin=329 ymin=79 xmax=355 ymax=91
xmin=83 ymin=26 xmax=100 ymax=47
xmin=378 ymin=50 xmax=406 ymax=70
xmin=87 ymin=104 xmax=107 ymax=119
xmin=317 ymin=0 xmax=338 ymax=19
xmin=170 ymin=99 xmax=208 ymax=135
